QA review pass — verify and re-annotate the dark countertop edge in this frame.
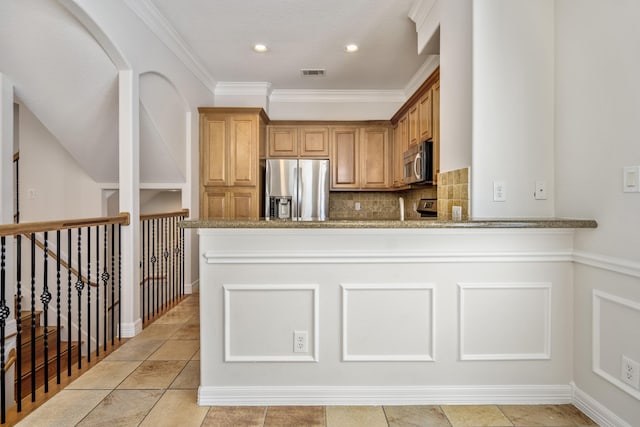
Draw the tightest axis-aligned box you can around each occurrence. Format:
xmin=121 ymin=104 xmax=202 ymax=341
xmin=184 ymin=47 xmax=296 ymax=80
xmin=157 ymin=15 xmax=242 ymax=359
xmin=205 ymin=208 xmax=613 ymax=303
xmin=180 ymin=218 xmax=598 ymax=229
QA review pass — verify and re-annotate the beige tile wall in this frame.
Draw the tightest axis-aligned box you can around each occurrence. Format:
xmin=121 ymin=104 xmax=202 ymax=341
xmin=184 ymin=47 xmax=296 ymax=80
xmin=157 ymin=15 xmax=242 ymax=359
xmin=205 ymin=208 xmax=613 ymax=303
xmin=329 ymin=187 xmax=437 ymax=220
xmin=436 ymin=167 xmax=470 ymax=220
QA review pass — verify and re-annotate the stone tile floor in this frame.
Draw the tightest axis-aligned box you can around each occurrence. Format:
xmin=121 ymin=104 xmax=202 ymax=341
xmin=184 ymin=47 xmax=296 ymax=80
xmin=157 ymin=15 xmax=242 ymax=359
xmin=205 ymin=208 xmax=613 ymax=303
xmin=17 ymin=293 xmax=598 ymax=426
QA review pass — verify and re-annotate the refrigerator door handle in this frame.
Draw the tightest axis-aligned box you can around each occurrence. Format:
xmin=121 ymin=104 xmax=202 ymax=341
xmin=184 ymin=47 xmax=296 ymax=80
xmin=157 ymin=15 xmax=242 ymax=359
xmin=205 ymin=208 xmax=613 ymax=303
xmin=295 ymin=166 xmax=302 ymax=221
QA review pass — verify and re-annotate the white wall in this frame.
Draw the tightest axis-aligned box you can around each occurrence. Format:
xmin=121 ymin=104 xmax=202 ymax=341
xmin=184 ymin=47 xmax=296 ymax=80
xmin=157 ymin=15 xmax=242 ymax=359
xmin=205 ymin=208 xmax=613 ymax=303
xmin=472 ymin=0 xmax=555 ymax=218
xmin=555 ymin=1 xmax=640 ymax=425
xmin=439 ymin=0 xmax=473 ymax=173
xmin=19 ymin=102 xmax=102 ymax=221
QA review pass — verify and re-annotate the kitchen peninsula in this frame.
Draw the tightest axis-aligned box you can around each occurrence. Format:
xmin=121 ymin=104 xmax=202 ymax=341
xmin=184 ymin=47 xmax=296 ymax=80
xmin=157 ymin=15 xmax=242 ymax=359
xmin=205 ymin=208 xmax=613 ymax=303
xmin=184 ymin=218 xmax=597 ymax=406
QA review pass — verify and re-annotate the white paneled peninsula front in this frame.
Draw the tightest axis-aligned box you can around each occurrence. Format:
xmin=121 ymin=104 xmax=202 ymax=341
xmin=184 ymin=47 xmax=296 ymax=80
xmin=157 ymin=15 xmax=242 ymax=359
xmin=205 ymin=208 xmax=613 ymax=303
xmin=183 ymin=219 xmax=596 ymax=406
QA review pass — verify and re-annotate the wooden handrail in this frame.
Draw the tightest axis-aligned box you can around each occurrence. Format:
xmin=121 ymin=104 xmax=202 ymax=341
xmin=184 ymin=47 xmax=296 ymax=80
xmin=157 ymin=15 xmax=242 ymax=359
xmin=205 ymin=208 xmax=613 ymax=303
xmin=24 ymin=234 xmax=99 ymax=287
xmin=140 ymin=209 xmax=189 ymax=221
xmin=0 ymin=212 xmax=130 ymax=237
xmin=4 ymin=349 xmax=16 ymax=373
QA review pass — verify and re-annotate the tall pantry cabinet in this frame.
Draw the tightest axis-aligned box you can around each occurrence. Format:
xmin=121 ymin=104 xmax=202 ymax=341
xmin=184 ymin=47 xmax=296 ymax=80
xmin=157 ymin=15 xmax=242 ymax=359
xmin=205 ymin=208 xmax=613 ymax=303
xmin=199 ymin=107 xmax=268 ymax=219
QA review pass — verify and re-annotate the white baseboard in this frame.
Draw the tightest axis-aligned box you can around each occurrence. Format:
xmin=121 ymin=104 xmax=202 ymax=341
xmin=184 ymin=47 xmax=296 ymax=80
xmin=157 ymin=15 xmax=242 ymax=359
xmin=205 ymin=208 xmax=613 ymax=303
xmin=198 ymin=384 xmax=572 ymax=406
xmin=185 ymin=279 xmax=199 ymax=294
xmin=120 ymin=318 xmax=143 ymax=338
xmin=572 ymin=383 xmax=632 ymax=427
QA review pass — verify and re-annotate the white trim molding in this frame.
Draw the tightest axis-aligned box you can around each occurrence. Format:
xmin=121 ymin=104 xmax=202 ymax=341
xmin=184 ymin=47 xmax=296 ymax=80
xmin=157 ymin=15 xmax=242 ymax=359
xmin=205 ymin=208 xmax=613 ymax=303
xmin=592 ymin=290 xmax=640 ymax=401
xmin=215 ymin=82 xmax=273 ymax=97
xmin=223 ymin=284 xmax=320 ymax=362
xmin=574 ymin=250 xmax=640 ymax=279
xmin=269 ymin=89 xmax=405 ymax=104
xmin=572 ymin=383 xmax=633 ymax=427
xmin=198 ymin=384 xmax=572 ymax=406
xmin=341 ymin=283 xmax=436 ymax=362
xmin=120 ymin=318 xmax=143 ymax=338
xmin=458 ymin=282 xmax=552 ymax=361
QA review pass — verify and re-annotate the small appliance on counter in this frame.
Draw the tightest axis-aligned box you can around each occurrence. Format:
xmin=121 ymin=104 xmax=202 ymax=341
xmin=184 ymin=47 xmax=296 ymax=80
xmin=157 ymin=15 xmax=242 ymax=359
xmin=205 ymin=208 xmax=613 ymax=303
xmin=416 ymin=198 xmax=437 ymax=218
xmin=265 ymin=159 xmax=330 ymax=221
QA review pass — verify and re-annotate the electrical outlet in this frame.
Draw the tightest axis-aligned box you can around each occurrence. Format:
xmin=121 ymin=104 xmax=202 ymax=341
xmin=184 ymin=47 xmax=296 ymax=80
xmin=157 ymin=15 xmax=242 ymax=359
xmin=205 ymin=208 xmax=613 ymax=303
xmin=621 ymin=355 xmax=640 ymax=388
xmin=493 ymin=181 xmax=506 ymax=202
xmin=354 ymin=202 xmax=361 ymax=211
xmin=534 ymin=180 xmax=547 ymax=200
xmin=293 ymin=330 xmax=308 ymax=353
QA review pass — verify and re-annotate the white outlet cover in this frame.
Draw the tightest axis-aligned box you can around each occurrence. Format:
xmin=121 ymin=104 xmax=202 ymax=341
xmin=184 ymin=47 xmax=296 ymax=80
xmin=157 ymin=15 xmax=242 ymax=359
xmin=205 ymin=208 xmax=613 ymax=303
xmin=293 ymin=330 xmax=308 ymax=353
xmin=535 ymin=180 xmax=547 ymax=200
xmin=493 ymin=181 xmax=506 ymax=202
xmin=622 ymin=355 xmax=640 ymax=389
xmin=623 ymin=166 xmax=640 ymax=193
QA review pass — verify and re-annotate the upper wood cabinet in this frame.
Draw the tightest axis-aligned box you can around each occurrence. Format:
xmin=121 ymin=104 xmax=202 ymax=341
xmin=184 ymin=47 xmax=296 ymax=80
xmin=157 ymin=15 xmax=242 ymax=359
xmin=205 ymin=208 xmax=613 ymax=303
xmin=330 ymin=126 xmax=391 ymax=190
xmin=361 ymin=127 xmax=391 ymax=189
xmin=268 ymin=126 xmax=298 ymax=157
xmin=199 ymin=107 xmax=267 ymax=219
xmin=393 ymin=114 xmax=408 ymax=187
xmin=431 ymin=81 xmax=440 ymax=183
xmin=408 ymin=104 xmax=418 ymax=147
xmin=330 ymin=127 xmax=359 ymax=189
xmin=267 ymin=125 xmax=329 ymax=158
xmin=418 ymin=90 xmax=432 ymax=141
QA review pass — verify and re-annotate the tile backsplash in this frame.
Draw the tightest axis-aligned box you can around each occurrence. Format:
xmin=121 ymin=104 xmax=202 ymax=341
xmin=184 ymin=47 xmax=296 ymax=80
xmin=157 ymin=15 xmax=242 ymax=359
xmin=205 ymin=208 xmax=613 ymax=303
xmin=329 ymin=167 xmax=470 ymax=221
xmin=437 ymin=167 xmax=470 ymax=220
xmin=330 ymin=187 xmax=437 ymax=220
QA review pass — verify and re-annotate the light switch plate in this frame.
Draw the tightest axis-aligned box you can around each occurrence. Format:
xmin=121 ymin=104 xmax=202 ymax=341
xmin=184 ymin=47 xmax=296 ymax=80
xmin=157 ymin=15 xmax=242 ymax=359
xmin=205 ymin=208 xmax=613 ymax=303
xmin=623 ymin=166 xmax=640 ymax=193
xmin=534 ymin=181 xmax=547 ymax=200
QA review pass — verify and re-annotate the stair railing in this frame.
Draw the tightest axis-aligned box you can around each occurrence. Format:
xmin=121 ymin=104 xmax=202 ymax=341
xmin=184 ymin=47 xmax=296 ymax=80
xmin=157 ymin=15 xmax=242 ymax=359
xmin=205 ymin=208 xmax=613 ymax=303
xmin=140 ymin=209 xmax=188 ymax=325
xmin=0 ymin=213 xmax=129 ymax=424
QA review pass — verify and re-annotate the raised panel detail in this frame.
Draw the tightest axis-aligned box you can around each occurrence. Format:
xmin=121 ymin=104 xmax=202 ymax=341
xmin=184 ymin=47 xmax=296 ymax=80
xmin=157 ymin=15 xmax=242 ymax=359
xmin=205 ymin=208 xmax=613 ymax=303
xmin=202 ymin=189 xmax=227 ymax=219
xmin=331 ymin=128 xmax=359 ymax=188
xmin=300 ymin=127 xmax=329 ymax=157
xmin=269 ymin=127 xmax=298 ymax=157
xmin=593 ymin=290 xmax=640 ymax=400
xmin=230 ymin=117 xmax=255 ymax=186
xmin=230 ymin=189 xmax=257 ymax=220
xmin=342 ymin=284 xmax=435 ymax=361
xmin=459 ymin=283 xmax=551 ymax=360
xmin=361 ymin=128 xmax=390 ymax=189
xmin=203 ymin=119 xmax=227 ymax=186
xmin=224 ymin=284 xmax=319 ymax=362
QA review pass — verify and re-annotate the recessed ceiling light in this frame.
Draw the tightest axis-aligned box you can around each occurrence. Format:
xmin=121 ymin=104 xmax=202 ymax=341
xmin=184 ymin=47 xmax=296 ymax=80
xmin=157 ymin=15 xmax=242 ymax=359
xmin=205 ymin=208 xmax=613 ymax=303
xmin=253 ymin=44 xmax=268 ymax=53
xmin=344 ymin=44 xmax=359 ymax=53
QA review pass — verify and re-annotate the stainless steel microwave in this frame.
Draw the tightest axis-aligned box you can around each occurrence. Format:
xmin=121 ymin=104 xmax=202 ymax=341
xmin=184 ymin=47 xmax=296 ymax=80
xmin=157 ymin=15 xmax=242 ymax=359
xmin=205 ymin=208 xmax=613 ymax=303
xmin=403 ymin=140 xmax=433 ymax=185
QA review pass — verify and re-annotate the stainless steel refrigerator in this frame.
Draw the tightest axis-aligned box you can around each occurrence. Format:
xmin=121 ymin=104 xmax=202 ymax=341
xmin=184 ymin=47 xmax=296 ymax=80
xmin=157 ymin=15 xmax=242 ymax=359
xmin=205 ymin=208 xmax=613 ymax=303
xmin=265 ymin=159 xmax=329 ymax=221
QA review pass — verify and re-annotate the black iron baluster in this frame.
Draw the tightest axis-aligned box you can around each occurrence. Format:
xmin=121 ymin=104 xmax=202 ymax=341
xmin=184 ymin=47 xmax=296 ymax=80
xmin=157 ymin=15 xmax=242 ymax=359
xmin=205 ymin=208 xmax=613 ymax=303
xmin=30 ymin=233 xmax=36 ymax=401
xmin=86 ymin=227 xmax=91 ymax=363
xmin=95 ymin=226 xmax=99 ymax=357
xmin=56 ymin=230 xmax=61 ymax=384
xmin=16 ymin=234 xmax=22 ymax=411
xmin=141 ymin=220 xmax=145 ymax=323
xmin=151 ymin=219 xmax=156 ymax=317
xmin=110 ymin=224 xmax=115 ymax=346
xmin=67 ymin=229 xmax=72 ymax=376
xmin=118 ymin=225 xmax=122 ymax=340
xmin=76 ymin=229 xmax=84 ymax=369
xmin=163 ymin=218 xmax=168 ymax=309
xmin=41 ymin=231 xmax=51 ymax=393
xmin=102 ymin=226 xmax=108 ymax=351
xmin=181 ymin=214 xmax=185 ymax=296
xmin=0 ymin=237 xmax=8 ymax=423
xmin=146 ymin=220 xmax=150 ymax=321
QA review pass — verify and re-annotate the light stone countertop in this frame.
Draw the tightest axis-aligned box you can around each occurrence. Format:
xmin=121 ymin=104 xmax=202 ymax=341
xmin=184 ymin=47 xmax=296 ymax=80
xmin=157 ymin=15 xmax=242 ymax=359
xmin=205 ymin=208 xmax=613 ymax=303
xmin=181 ymin=218 xmax=597 ymax=229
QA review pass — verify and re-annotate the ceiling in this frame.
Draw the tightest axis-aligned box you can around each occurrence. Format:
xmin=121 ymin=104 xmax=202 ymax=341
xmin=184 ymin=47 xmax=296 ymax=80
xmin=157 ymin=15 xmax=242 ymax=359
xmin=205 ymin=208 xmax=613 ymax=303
xmin=149 ymin=0 xmax=437 ymax=91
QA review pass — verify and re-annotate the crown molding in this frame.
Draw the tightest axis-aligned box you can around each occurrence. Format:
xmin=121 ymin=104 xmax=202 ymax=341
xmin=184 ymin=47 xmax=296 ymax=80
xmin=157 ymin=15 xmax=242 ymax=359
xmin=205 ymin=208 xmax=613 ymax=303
xmin=269 ymin=89 xmax=406 ymax=104
xmin=215 ymin=82 xmax=273 ymax=97
xmin=123 ymin=0 xmax=216 ymax=91
xmin=409 ymin=0 xmax=437 ymax=30
xmin=404 ymin=55 xmax=440 ymax=97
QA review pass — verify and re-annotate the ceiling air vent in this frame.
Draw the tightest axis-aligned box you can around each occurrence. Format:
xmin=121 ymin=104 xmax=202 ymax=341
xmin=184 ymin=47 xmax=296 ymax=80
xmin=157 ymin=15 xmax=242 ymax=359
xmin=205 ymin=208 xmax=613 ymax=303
xmin=301 ymin=69 xmax=326 ymax=77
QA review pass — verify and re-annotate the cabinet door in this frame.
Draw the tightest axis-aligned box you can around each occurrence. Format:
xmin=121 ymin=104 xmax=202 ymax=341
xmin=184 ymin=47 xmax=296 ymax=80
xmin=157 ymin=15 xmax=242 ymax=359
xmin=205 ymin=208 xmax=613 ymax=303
xmin=393 ymin=115 xmax=409 ymax=186
xmin=229 ymin=115 xmax=257 ymax=186
xmin=361 ymin=127 xmax=390 ymax=189
xmin=431 ymin=81 xmax=440 ymax=184
xmin=201 ymin=188 xmax=227 ymax=219
xmin=330 ymin=127 xmax=359 ymax=189
xmin=418 ymin=90 xmax=432 ymax=141
xmin=299 ymin=127 xmax=329 ymax=158
xmin=268 ymin=127 xmax=298 ymax=158
xmin=201 ymin=115 xmax=228 ymax=186
xmin=229 ymin=189 xmax=258 ymax=220
xmin=408 ymin=104 xmax=418 ymax=147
